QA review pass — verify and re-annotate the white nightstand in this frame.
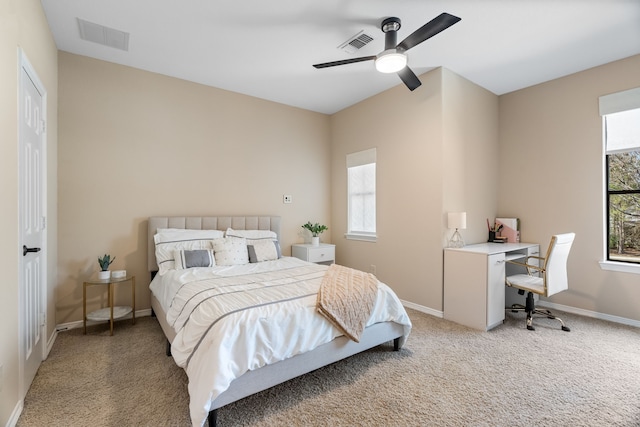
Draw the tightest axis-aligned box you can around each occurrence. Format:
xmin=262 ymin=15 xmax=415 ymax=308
xmin=292 ymin=243 xmax=335 ymax=265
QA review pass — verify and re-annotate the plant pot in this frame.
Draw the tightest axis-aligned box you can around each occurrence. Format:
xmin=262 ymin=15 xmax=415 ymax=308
xmin=98 ymin=270 xmax=110 ymax=280
xmin=311 ymin=236 xmax=320 ymax=246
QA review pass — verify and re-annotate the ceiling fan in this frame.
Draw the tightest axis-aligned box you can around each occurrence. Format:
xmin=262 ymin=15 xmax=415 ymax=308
xmin=313 ymin=13 xmax=461 ymax=91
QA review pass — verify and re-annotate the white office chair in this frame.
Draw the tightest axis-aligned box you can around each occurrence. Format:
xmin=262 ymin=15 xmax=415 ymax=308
xmin=505 ymin=233 xmax=575 ymax=331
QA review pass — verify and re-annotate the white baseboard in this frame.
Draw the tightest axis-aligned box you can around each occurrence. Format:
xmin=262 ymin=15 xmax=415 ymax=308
xmin=53 ymin=303 xmax=638 ymax=332
xmin=55 ymin=309 xmax=152 ymax=332
xmin=401 ymin=298 xmax=639 ymax=329
xmin=401 ymin=300 xmax=443 ymax=318
xmin=538 ymin=301 xmax=640 ymax=328
xmin=45 ymin=328 xmax=57 ymax=359
xmin=5 ymin=400 xmax=23 ymax=427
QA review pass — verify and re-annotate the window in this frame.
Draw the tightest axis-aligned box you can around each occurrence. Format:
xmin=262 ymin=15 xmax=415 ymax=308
xmin=600 ymin=87 xmax=640 ymax=266
xmin=346 ymin=148 xmax=376 ymax=241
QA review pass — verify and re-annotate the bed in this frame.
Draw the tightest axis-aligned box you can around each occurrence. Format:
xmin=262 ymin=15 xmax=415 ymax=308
xmin=147 ymin=216 xmax=412 ymax=426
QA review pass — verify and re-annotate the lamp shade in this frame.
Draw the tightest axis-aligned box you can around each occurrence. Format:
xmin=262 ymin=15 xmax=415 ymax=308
xmin=447 ymin=212 xmax=467 ymax=230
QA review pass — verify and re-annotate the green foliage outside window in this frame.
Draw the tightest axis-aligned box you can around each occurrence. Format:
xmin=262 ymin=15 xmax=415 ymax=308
xmin=608 ymin=151 xmax=640 ymax=263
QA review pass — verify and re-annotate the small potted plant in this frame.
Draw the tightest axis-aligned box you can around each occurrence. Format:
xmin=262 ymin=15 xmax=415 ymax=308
xmin=98 ymin=254 xmax=115 ymax=279
xmin=302 ymin=221 xmax=328 ymax=246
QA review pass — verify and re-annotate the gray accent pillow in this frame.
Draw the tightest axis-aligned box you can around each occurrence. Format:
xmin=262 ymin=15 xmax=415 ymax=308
xmin=174 ymin=249 xmax=215 ymax=269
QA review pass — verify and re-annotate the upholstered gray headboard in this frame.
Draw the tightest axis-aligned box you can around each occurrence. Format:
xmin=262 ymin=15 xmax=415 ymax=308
xmin=148 ymin=216 xmax=281 ymax=272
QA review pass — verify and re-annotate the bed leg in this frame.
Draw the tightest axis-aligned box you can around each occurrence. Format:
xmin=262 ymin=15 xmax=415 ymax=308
xmin=208 ymin=409 xmax=218 ymax=427
xmin=393 ymin=337 xmax=400 ymax=351
xmin=166 ymin=339 xmax=171 ymax=357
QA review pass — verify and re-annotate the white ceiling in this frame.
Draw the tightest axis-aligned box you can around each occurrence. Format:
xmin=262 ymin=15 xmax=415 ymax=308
xmin=41 ymin=0 xmax=640 ymax=115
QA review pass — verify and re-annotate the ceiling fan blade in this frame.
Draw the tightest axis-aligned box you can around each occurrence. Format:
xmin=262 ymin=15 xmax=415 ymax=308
xmin=397 ymin=67 xmax=422 ymax=91
xmin=396 ymin=12 xmax=461 ymax=52
xmin=313 ymin=56 xmax=376 ymax=69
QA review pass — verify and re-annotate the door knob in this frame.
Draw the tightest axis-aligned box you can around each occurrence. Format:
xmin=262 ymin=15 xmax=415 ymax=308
xmin=23 ymin=245 xmax=41 ymax=256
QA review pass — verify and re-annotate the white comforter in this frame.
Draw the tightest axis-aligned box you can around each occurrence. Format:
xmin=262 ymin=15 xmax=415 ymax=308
xmin=150 ymin=256 xmax=411 ymax=426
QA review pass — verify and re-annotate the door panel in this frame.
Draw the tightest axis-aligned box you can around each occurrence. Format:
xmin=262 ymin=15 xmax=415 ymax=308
xmin=20 ymin=57 xmax=46 ymax=396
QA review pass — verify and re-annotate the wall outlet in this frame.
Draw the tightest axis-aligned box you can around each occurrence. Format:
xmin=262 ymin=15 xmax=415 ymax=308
xmin=370 ymin=264 xmax=376 ymax=275
xmin=283 ymin=195 xmax=292 ymax=204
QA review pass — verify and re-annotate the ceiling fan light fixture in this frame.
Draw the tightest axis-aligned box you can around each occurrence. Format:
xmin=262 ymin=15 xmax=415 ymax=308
xmin=375 ymin=50 xmax=407 ymax=73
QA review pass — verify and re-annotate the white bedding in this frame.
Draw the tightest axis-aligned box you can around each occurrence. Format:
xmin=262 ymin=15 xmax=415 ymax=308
xmin=149 ymin=256 xmax=412 ymax=426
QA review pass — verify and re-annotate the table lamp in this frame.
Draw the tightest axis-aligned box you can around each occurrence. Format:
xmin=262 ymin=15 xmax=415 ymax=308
xmin=447 ymin=212 xmax=466 ymax=248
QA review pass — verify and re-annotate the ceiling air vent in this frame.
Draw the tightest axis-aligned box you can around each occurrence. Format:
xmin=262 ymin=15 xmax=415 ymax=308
xmin=77 ymin=18 xmax=130 ymax=51
xmin=338 ymin=30 xmax=374 ymax=54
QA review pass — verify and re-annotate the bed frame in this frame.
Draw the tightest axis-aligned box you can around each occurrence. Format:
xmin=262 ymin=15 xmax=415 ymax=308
xmin=148 ymin=216 xmax=406 ymax=426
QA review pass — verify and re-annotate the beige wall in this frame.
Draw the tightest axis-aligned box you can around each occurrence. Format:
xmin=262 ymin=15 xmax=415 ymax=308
xmin=330 ymin=68 xmax=499 ymax=311
xmin=442 ymin=68 xmax=500 ymax=246
xmin=57 ymin=52 xmax=331 ymax=324
xmin=499 ymin=54 xmax=640 ymax=322
xmin=0 ymin=0 xmax=58 ymax=424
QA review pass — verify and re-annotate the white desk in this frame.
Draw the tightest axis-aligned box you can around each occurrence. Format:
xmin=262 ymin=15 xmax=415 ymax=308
xmin=444 ymin=242 xmax=540 ymax=331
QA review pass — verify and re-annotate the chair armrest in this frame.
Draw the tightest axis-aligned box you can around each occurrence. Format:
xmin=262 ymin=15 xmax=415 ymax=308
xmin=505 ymin=259 xmax=545 ymax=275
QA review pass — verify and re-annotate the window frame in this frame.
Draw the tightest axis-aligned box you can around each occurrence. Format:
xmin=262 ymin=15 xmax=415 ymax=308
xmin=345 ymin=148 xmax=377 ymax=242
xmin=599 ymin=87 xmax=640 ymax=274
xmin=605 ymin=152 xmax=640 ymax=265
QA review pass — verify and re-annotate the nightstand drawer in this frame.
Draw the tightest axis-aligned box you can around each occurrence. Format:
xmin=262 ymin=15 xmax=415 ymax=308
xmin=291 ymin=243 xmax=336 ymax=264
xmin=307 ymin=246 xmax=335 ymax=263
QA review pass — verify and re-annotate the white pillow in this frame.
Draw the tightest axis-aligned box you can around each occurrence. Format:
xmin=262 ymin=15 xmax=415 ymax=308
xmin=225 ymin=228 xmax=281 ymax=262
xmin=174 ymin=249 xmax=216 ymax=270
xmin=212 ymin=237 xmax=249 ymax=266
xmin=225 ymin=228 xmax=278 ymax=240
xmin=247 ymin=239 xmax=281 ymax=263
xmin=154 ymin=229 xmax=224 ymax=275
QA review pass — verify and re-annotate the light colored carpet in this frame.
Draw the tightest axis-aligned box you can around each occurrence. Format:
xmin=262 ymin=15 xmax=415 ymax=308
xmin=17 ymin=308 xmax=640 ymax=427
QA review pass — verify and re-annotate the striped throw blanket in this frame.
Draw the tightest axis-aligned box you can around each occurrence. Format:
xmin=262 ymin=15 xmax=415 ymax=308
xmin=316 ymin=264 xmax=378 ymax=342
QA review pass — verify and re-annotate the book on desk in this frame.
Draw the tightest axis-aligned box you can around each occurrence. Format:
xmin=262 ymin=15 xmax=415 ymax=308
xmin=496 ymin=218 xmax=520 ymax=243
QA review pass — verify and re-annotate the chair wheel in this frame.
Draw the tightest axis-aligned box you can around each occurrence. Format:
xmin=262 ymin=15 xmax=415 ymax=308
xmin=562 ymin=326 xmax=570 ymax=332
xmin=527 ymin=325 xmax=535 ymax=331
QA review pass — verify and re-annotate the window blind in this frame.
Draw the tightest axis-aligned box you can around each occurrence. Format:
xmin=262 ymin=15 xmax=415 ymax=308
xmin=599 ymin=87 xmax=640 ymax=154
xmin=604 ymin=109 xmax=640 ymax=154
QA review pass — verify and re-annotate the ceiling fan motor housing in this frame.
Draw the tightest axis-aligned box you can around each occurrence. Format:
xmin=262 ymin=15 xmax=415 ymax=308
xmin=381 ymin=17 xmax=401 ymax=50
xmin=376 ymin=17 xmax=407 ymax=73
